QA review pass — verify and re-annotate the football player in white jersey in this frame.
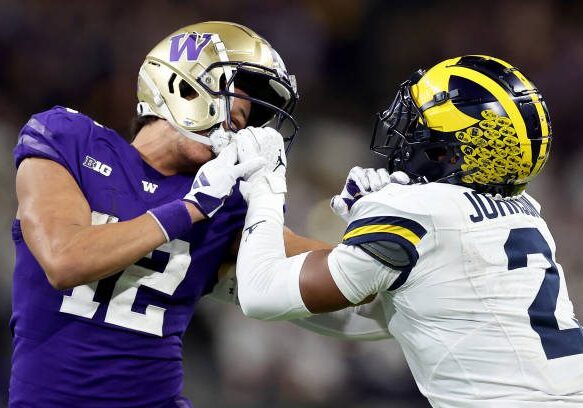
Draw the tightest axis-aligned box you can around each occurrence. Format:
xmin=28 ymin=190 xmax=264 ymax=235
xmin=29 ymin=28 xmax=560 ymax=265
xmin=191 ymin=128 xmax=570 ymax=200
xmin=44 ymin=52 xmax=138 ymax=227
xmin=233 ymin=55 xmax=583 ymax=407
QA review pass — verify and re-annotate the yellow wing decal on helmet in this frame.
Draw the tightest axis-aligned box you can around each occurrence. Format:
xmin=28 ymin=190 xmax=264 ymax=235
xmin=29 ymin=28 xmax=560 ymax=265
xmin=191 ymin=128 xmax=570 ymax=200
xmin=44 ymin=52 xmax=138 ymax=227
xmin=424 ymin=100 xmax=479 ymax=132
xmin=411 ymin=58 xmax=479 ymax=132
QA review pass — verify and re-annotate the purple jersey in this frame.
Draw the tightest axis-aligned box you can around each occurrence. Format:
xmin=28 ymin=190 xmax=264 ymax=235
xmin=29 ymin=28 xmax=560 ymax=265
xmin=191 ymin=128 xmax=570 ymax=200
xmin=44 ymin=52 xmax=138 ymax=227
xmin=9 ymin=107 xmax=247 ymax=407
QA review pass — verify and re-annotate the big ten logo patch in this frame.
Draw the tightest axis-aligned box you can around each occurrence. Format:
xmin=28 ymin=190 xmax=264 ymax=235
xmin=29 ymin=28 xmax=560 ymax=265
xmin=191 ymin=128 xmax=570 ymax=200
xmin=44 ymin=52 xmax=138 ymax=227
xmin=83 ymin=155 xmax=112 ymax=176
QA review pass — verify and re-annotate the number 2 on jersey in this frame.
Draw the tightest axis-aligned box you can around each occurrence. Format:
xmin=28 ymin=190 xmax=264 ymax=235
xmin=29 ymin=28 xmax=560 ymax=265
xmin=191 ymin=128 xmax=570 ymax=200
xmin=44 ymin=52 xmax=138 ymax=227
xmin=505 ymin=228 xmax=583 ymax=359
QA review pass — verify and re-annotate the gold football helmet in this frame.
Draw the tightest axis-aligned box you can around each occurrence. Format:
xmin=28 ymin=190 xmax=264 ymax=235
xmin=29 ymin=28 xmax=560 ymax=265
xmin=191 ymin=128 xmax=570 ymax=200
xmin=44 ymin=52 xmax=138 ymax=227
xmin=137 ymin=21 xmax=298 ymax=150
xmin=371 ymin=55 xmax=551 ymax=196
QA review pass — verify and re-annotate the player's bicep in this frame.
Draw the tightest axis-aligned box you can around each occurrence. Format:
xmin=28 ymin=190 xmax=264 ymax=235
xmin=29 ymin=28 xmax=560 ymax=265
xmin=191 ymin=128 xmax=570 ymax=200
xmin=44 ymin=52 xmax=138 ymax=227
xmin=299 ymin=249 xmax=352 ymax=313
xmin=16 ymin=158 xmax=91 ymax=267
xmin=299 ymin=244 xmax=401 ymax=314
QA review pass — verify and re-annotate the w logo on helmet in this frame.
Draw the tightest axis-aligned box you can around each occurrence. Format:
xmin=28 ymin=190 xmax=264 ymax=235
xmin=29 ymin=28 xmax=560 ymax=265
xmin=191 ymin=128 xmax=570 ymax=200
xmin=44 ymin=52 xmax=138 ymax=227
xmin=169 ymin=32 xmax=213 ymax=62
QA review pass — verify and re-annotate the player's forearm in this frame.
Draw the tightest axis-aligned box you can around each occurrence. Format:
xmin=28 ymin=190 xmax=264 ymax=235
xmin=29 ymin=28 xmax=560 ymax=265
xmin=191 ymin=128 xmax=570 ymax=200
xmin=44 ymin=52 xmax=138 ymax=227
xmin=237 ymin=190 xmax=388 ymax=319
xmin=283 ymin=227 xmax=333 ymax=256
xmin=26 ymin=202 xmax=203 ymax=290
xmin=290 ymin=297 xmax=392 ymax=341
xmin=236 ymin=187 xmax=312 ymax=320
xmin=25 ymin=213 xmax=165 ymax=289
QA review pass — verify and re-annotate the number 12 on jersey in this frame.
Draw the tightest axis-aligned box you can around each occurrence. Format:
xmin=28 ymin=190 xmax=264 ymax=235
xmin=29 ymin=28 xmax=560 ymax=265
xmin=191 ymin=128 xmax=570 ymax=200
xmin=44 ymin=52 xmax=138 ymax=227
xmin=59 ymin=211 xmax=191 ymax=336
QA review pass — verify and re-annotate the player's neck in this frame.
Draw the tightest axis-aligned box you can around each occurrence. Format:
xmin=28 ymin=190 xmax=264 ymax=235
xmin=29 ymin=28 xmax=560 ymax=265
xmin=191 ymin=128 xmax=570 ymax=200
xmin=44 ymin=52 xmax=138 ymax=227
xmin=131 ymin=121 xmax=181 ymax=176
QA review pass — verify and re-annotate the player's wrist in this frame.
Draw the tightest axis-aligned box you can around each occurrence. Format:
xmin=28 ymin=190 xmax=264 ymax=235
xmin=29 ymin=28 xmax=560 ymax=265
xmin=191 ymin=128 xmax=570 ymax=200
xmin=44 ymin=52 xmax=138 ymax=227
xmin=244 ymin=178 xmax=285 ymax=203
xmin=183 ymin=201 xmax=206 ymax=222
xmin=148 ymin=199 xmax=194 ymax=242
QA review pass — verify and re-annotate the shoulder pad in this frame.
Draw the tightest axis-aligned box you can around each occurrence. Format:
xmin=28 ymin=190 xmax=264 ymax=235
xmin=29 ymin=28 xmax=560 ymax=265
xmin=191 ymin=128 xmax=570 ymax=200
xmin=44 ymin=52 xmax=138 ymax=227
xmin=342 ymin=184 xmax=436 ymax=269
xmin=31 ymin=106 xmax=95 ymax=137
xmin=342 ymin=213 xmax=428 ymax=271
xmin=359 ymin=240 xmax=410 ymax=268
xmin=14 ymin=106 xmax=96 ymax=170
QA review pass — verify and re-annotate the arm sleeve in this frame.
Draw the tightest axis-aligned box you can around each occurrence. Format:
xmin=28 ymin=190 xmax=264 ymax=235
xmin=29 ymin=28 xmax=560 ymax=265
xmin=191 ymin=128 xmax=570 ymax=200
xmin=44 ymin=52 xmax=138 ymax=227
xmin=290 ymin=294 xmax=393 ymax=341
xmin=235 ymin=184 xmax=430 ymax=320
xmin=236 ymin=184 xmax=313 ymax=321
xmin=206 ymin=264 xmax=239 ymax=305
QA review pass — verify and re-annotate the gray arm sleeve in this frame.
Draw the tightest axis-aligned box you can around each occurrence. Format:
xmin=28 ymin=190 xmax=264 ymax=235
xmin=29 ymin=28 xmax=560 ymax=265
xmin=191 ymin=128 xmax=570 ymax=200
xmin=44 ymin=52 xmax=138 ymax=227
xmin=290 ymin=294 xmax=393 ymax=341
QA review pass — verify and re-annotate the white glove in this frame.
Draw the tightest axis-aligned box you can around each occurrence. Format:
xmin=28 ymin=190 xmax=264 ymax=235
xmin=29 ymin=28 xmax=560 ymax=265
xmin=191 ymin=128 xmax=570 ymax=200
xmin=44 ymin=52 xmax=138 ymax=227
xmin=206 ymin=264 xmax=239 ymax=305
xmin=330 ymin=167 xmax=410 ymax=222
xmin=184 ymin=142 xmax=264 ymax=217
xmin=236 ymin=127 xmax=287 ymax=198
xmin=208 ymin=126 xmax=234 ymax=155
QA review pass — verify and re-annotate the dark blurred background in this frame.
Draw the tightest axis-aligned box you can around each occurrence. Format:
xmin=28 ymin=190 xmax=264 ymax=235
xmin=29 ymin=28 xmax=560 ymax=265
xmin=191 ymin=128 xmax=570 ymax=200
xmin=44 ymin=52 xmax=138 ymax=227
xmin=1 ymin=1 xmax=583 ymax=407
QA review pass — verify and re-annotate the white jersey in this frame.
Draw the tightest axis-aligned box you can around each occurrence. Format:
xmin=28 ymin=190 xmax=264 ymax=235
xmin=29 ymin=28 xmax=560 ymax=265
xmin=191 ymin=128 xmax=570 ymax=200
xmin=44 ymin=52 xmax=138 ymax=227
xmin=333 ymin=182 xmax=583 ymax=407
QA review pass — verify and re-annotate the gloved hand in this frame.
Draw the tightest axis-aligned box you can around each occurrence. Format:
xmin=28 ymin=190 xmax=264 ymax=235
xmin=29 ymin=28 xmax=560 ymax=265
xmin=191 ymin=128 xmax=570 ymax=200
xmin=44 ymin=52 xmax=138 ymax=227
xmin=236 ymin=127 xmax=287 ymax=198
xmin=209 ymin=126 xmax=234 ymax=155
xmin=206 ymin=264 xmax=239 ymax=305
xmin=330 ymin=167 xmax=410 ymax=222
xmin=184 ymin=142 xmax=264 ymax=217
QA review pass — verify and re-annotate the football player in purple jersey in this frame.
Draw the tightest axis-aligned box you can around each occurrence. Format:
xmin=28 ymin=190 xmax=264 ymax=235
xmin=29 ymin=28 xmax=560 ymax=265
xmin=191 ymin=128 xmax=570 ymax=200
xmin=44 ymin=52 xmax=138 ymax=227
xmin=9 ymin=21 xmax=330 ymax=407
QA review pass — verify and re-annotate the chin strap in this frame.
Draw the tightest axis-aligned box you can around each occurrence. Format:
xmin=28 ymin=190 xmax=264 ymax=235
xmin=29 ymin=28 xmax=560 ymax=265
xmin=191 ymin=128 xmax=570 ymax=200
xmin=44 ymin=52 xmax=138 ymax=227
xmin=433 ymin=167 xmax=479 ymax=184
xmin=137 ymin=99 xmax=213 ymax=146
xmin=137 ymin=100 xmax=234 ymax=154
xmin=138 ymin=99 xmax=235 ymax=154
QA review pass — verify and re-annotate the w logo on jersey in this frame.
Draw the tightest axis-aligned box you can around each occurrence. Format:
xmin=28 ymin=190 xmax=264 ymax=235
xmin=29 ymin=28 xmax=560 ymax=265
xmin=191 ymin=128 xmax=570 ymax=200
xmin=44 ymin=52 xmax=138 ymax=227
xmin=169 ymin=32 xmax=212 ymax=62
xmin=142 ymin=181 xmax=159 ymax=194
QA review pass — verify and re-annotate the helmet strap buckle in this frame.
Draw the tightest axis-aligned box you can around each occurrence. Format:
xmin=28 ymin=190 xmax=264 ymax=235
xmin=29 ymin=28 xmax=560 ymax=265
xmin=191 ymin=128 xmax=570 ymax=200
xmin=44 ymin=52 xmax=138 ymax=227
xmin=419 ymin=89 xmax=459 ymax=112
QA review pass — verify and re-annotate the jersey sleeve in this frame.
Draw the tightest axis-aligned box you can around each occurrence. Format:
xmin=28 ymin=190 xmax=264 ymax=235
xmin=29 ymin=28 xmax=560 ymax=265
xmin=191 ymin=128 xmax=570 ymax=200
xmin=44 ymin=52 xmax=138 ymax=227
xmin=334 ymin=185 xmax=433 ymax=294
xmin=342 ymin=214 xmax=428 ymax=271
xmin=343 ymin=188 xmax=429 ymax=268
xmin=327 ymin=243 xmax=402 ymax=304
xmin=13 ymin=106 xmax=93 ymax=183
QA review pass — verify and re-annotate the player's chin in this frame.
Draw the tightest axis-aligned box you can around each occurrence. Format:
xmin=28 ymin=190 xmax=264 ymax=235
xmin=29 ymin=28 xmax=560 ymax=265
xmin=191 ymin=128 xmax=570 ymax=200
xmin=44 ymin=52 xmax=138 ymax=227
xmin=192 ymin=145 xmax=214 ymax=166
xmin=179 ymin=139 xmax=214 ymax=170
